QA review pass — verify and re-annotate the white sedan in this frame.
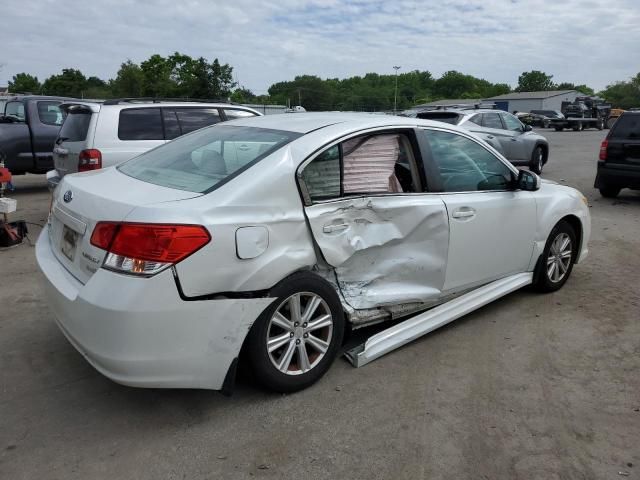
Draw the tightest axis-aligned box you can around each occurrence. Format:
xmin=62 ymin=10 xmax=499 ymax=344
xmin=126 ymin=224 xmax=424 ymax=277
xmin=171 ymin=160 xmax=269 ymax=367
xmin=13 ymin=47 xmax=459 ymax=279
xmin=36 ymin=113 xmax=590 ymax=393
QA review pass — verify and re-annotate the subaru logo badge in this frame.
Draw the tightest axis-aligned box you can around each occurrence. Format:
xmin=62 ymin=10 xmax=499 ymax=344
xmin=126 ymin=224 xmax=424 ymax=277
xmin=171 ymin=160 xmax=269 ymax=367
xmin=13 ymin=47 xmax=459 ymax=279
xmin=63 ymin=190 xmax=73 ymax=203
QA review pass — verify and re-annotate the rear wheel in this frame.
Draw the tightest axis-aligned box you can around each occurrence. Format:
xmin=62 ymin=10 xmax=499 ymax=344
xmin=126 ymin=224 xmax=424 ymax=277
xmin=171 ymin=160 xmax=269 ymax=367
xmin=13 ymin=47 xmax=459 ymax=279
xmin=554 ymin=126 xmax=563 ymax=132
xmin=246 ymin=272 xmax=345 ymax=393
xmin=572 ymin=123 xmax=580 ymax=131
xmin=599 ymin=186 xmax=620 ymax=198
xmin=530 ymin=145 xmax=545 ymax=174
xmin=597 ymin=118 xmax=604 ymax=130
xmin=533 ymin=221 xmax=577 ymax=293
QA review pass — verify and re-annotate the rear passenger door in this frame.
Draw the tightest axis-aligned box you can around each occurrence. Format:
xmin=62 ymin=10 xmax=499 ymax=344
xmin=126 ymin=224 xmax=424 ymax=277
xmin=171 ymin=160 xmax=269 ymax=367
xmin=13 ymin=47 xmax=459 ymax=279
xmin=114 ymin=108 xmax=167 ymax=165
xmin=479 ymin=112 xmax=515 ymax=158
xmin=499 ymin=112 xmax=529 ymax=161
xmin=298 ymin=129 xmax=449 ymax=311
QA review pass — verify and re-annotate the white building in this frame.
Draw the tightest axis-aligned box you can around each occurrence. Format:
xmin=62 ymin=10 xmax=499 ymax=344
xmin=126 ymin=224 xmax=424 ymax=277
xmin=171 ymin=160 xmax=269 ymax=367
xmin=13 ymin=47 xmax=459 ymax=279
xmin=483 ymin=90 xmax=581 ymax=113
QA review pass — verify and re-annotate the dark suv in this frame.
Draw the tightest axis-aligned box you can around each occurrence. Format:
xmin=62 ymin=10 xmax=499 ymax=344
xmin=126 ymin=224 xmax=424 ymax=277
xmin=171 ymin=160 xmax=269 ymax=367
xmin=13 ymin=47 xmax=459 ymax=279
xmin=594 ymin=111 xmax=640 ymax=197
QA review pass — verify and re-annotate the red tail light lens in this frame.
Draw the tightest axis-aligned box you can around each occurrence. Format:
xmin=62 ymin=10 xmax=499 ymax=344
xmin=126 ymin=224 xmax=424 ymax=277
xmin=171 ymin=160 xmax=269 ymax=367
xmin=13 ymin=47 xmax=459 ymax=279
xmin=78 ymin=149 xmax=102 ymax=172
xmin=599 ymin=140 xmax=608 ymax=161
xmin=90 ymin=222 xmax=211 ymax=275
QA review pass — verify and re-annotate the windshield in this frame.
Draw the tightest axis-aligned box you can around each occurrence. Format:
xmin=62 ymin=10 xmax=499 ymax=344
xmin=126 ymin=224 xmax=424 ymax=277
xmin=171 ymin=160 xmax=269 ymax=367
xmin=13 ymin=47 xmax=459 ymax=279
xmin=119 ymin=125 xmax=301 ymax=193
xmin=59 ymin=110 xmax=92 ymax=141
xmin=610 ymin=114 xmax=639 ymax=139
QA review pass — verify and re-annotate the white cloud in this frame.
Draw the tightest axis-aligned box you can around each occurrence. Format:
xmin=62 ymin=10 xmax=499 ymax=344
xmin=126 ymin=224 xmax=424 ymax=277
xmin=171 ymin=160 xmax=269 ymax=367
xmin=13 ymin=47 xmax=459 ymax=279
xmin=1 ymin=0 xmax=638 ymax=92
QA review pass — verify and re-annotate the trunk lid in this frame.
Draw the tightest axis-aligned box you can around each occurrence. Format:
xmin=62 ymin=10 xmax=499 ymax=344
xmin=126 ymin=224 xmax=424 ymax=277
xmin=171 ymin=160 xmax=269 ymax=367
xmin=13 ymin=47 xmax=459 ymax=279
xmin=48 ymin=167 xmax=202 ymax=284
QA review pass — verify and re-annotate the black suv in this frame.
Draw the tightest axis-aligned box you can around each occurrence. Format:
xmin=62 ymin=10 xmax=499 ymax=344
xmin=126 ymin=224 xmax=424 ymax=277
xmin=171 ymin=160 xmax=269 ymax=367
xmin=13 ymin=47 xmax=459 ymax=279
xmin=594 ymin=111 xmax=640 ymax=197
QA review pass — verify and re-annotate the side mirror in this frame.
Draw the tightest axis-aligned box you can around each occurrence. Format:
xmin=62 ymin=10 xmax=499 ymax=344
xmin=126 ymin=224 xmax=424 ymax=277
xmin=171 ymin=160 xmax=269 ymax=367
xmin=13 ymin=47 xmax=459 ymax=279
xmin=524 ymin=124 xmax=533 ymax=132
xmin=516 ymin=169 xmax=541 ymax=191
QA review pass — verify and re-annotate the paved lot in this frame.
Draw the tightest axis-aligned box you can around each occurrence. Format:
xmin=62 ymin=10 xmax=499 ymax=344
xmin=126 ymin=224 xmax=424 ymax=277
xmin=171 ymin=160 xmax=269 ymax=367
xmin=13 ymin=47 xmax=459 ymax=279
xmin=1 ymin=128 xmax=639 ymax=480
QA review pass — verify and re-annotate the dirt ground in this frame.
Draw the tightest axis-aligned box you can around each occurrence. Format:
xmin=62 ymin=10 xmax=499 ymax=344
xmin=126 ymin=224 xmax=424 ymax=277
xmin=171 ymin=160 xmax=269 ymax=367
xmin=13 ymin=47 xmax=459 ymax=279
xmin=0 ymin=128 xmax=638 ymax=480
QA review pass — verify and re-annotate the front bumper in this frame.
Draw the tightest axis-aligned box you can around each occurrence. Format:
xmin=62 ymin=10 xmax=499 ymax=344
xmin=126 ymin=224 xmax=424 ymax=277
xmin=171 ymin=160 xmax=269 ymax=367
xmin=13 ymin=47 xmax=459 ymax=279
xmin=36 ymin=226 xmax=275 ymax=390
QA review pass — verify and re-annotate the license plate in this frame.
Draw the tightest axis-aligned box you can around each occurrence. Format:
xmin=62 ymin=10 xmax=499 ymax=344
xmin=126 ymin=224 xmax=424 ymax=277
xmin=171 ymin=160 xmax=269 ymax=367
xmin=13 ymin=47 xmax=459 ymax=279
xmin=60 ymin=225 xmax=78 ymax=261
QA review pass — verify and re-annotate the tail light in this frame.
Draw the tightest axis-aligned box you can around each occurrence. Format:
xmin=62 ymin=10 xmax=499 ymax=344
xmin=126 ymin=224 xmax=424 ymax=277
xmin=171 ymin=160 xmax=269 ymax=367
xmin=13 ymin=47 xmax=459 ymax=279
xmin=90 ymin=222 xmax=211 ymax=276
xmin=78 ymin=149 xmax=102 ymax=172
xmin=599 ymin=140 xmax=608 ymax=161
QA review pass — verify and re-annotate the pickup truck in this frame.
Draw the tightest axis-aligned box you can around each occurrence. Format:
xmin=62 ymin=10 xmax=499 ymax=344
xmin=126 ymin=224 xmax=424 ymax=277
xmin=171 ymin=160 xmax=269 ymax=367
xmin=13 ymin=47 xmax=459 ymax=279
xmin=0 ymin=96 xmax=71 ymax=174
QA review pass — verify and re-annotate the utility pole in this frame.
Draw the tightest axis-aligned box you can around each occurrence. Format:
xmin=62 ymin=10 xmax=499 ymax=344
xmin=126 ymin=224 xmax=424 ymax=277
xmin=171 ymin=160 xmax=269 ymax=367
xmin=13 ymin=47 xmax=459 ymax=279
xmin=393 ymin=66 xmax=401 ymax=114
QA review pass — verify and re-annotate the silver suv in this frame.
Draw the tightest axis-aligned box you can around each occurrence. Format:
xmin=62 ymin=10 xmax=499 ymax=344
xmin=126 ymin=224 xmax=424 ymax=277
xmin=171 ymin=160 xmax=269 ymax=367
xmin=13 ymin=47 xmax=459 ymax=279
xmin=410 ymin=107 xmax=549 ymax=174
xmin=48 ymin=99 xmax=261 ymax=189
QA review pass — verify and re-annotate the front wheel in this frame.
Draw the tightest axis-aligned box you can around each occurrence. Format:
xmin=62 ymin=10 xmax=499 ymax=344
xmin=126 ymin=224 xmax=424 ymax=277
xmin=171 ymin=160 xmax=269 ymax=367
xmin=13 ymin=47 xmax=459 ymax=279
xmin=246 ymin=272 xmax=345 ymax=393
xmin=533 ymin=221 xmax=577 ymax=293
xmin=530 ymin=146 xmax=545 ymax=174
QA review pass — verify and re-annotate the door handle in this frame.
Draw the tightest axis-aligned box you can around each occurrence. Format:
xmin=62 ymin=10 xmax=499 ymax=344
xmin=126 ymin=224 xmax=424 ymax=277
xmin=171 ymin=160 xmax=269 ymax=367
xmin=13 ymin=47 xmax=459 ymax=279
xmin=510 ymin=138 xmax=518 ymax=141
xmin=323 ymin=223 xmax=349 ymax=233
xmin=452 ymin=208 xmax=476 ymax=219
xmin=486 ymin=135 xmax=495 ymax=139
xmin=238 ymin=144 xmax=250 ymax=151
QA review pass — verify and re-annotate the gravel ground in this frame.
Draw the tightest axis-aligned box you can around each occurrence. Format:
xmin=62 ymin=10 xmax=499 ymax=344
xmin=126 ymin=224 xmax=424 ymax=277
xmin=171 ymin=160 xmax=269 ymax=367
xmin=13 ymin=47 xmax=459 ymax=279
xmin=0 ymin=128 xmax=638 ymax=479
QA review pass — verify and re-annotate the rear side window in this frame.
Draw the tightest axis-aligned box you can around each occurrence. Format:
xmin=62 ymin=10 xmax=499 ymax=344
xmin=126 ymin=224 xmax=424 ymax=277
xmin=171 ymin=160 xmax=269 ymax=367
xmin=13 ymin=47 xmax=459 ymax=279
xmin=118 ymin=108 xmax=164 ymax=140
xmin=610 ymin=114 xmax=640 ymax=139
xmin=37 ymin=101 xmax=65 ymax=126
xmin=501 ymin=113 xmax=524 ymax=132
xmin=175 ymin=108 xmax=221 ymax=134
xmin=482 ymin=113 xmax=503 ymax=129
xmin=118 ymin=125 xmax=300 ymax=193
xmin=59 ymin=110 xmax=92 ymax=142
xmin=224 ymin=109 xmax=257 ymax=120
xmin=300 ymin=133 xmax=420 ymax=203
xmin=162 ymin=109 xmax=181 ymax=140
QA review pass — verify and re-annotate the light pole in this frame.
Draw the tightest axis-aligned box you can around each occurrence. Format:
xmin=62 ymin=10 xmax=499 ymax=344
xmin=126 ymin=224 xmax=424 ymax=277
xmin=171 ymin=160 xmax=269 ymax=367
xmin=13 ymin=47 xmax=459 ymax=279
xmin=393 ymin=66 xmax=401 ymax=114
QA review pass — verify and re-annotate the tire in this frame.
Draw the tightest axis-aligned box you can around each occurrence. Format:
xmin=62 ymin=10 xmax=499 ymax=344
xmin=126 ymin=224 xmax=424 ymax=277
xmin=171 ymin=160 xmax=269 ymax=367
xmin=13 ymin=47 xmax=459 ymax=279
xmin=246 ymin=271 xmax=345 ymax=393
xmin=599 ymin=186 xmax=621 ymax=198
xmin=554 ymin=126 xmax=563 ymax=132
xmin=596 ymin=118 xmax=604 ymax=130
xmin=533 ymin=220 xmax=577 ymax=293
xmin=530 ymin=145 xmax=545 ymax=174
xmin=572 ymin=123 xmax=580 ymax=132
xmin=543 ymin=120 xmax=550 ymax=128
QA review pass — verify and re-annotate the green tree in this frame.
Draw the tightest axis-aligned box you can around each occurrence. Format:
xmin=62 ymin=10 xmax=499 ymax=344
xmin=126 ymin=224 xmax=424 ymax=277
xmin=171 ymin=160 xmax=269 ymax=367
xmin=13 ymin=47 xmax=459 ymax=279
xmin=140 ymin=54 xmax=175 ymax=97
xmin=230 ymin=87 xmax=256 ymax=103
xmin=110 ymin=60 xmax=144 ymax=97
xmin=556 ymin=82 xmax=595 ymax=95
xmin=42 ymin=68 xmax=88 ymax=97
xmin=434 ymin=71 xmax=477 ymax=99
xmin=599 ymin=73 xmax=640 ymax=109
xmin=8 ymin=73 xmax=41 ymax=94
xmin=516 ymin=70 xmax=555 ymax=92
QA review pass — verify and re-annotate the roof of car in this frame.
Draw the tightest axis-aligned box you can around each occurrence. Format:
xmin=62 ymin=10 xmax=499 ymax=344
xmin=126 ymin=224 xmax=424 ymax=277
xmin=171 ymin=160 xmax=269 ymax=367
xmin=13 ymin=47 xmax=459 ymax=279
xmin=228 ymin=112 xmax=468 ymax=134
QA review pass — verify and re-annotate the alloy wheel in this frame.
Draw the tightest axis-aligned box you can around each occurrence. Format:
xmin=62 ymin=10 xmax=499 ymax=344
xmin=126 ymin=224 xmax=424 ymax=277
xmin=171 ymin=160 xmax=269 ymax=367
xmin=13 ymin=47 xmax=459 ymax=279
xmin=546 ymin=232 xmax=572 ymax=283
xmin=266 ymin=292 xmax=333 ymax=375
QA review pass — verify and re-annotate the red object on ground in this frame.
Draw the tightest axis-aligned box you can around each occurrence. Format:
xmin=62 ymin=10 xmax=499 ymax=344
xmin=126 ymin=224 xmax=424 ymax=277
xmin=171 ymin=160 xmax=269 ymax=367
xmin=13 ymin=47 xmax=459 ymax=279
xmin=0 ymin=167 xmax=11 ymax=183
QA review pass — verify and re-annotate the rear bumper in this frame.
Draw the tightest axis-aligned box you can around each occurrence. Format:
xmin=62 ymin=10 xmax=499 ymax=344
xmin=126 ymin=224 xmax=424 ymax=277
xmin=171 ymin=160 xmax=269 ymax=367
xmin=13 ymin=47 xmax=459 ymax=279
xmin=36 ymin=225 xmax=275 ymax=390
xmin=594 ymin=162 xmax=640 ymax=189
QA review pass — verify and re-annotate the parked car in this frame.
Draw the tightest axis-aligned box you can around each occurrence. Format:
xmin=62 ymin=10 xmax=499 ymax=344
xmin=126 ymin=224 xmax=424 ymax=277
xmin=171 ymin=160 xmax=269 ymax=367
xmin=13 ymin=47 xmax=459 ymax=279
xmin=594 ymin=111 xmax=640 ymax=197
xmin=36 ymin=113 xmax=590 ymax=393
xmin=529 ymin=110 xmax=565 ymax=128
xmin=48 ymin=99 xmax=261 ymax=189
xmin=0 ymin=96 xmax=70 ymax=174
xmin=413 ymin=108 xmax=550 ymax=174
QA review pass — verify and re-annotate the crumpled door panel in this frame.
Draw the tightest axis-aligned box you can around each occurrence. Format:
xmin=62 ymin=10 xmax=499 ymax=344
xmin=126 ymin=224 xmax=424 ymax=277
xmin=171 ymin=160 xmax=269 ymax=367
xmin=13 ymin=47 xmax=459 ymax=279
xmin=305 ymin=196 xmax=449 ymax=310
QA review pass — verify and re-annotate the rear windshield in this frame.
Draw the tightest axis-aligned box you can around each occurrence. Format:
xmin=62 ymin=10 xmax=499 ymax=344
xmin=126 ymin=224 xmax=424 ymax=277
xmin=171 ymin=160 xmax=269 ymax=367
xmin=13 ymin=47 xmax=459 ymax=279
xmin=118 ymin=125 xmax=301 ymax=193
xmin=416 ymin=112 xmax=461 ymax=125
xmin=610 ymin=114 xmax=640 ymax=139
xmin=59 ymin=110 xmax=92 ymax=142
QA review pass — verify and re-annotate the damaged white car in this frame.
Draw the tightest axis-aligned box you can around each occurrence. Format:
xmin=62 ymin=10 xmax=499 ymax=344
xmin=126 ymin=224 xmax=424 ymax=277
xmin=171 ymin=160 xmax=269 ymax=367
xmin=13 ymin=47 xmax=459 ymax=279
xmin=37 ymin=113 xmax=590 ymax=393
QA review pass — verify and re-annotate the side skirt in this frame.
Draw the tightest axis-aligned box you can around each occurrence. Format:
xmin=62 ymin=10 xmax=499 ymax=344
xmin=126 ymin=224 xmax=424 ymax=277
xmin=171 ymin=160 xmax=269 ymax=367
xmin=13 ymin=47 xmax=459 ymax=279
xmin=344 ymin=272 xmax=533 ymax=367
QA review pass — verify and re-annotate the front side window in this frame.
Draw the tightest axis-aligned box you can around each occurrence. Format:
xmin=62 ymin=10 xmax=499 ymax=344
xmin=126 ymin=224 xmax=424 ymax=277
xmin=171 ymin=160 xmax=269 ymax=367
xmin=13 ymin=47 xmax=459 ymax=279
xmin=426 ymin=130 xmax=514 ymax=192
xmin=37 ymin=101 xmax=65 ymax=126
xmin=4 ymin=101 xmax=25 ymax=121
xmin=119 ymin=125 xmax=300 ymax=193
xmin=118 ymin=108 xmax=163 ymax=140
xmin=482 ymin=113 xmax=504 ymax=129
xmin=300 ymin=133 xmax=420 ymax=203
xmin=501 ymin=113 xmax=524 ymax=132
xmin=175 ymin=108 xmax=221 ymax=134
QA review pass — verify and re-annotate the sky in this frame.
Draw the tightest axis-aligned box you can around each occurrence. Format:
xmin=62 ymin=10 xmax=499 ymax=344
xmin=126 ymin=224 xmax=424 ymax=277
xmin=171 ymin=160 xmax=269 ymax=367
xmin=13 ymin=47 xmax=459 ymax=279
xmin=1 ymin=0 xmax=639 ymax=93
